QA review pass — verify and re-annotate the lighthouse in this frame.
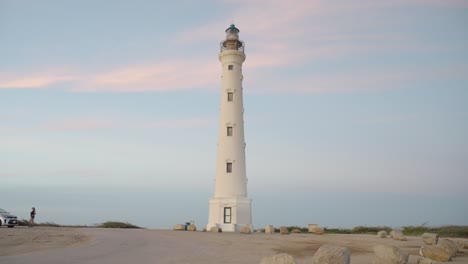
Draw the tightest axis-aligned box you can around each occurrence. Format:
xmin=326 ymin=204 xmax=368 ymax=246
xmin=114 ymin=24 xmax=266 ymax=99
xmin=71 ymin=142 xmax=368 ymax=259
xmin=207 ymin=24 xmax=252 ymax=232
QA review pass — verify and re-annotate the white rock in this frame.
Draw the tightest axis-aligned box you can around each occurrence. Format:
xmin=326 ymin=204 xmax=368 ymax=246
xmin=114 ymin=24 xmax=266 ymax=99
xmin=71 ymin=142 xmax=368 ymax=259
xmin=421 ymin=233 xmax=438 ymax=245
xmin=420 ymin=245 xmax=451 ymax=262
xmin=372 ymin=244 xmax=409 ymax=264
xmin=308 ymin=224 xmax=318 ymax=233
xmin=312 ymin=244 xmax=350 ymax=264
xmin=377 ymin=231 xmax=387 ymax=238
xmin=265 ymin=225 xmax=275 ymax=234
xmin=240 ymin=225 xmax=251 ymax=234
xmin=187 ymin=224 xmax=197 ymax=231
xmin=173 ymin=224 xmax=185 ymax=231
xmin=279 ymin=226 xmax=289 ymax=235
xmin=417 ymin=257 xmax=437 ymax=264
xmin=390 ymin=230 xmax=407 ymax=241
xmin=311 ymin=227 xmax=325 ymax=235
xmin=210 ymin=227 xmax=222 ymax=233
xmin=260 ymin=253 xmax=297 ymax=264
xmin=438 ymin=239 xmax=458 ymax=257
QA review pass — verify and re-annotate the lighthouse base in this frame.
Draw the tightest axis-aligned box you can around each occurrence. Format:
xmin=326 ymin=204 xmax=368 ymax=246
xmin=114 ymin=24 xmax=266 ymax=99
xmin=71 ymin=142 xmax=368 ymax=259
xmin=207 ymin=197 xmax=252 ymax=232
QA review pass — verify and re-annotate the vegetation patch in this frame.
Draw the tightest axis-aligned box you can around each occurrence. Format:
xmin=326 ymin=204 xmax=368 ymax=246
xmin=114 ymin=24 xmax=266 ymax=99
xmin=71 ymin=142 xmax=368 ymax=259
xmin=17 ymin=219 xmax=141 ymax=229
xmin=98 ymin=221 xmax=141 ymax=229
xmin=402 ymin=225 xmax=468 ymax=238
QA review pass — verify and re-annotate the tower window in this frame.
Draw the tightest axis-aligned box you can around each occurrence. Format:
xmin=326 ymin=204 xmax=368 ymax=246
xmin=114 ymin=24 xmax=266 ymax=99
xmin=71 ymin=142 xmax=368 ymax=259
xmin=227 ymin=126 xmax=233 ymax=136
xmin=226 ymin=162 xmax=232 ymax=173
xmin=227 ymin=92 xmax=233 ymax=102
xmin=228 ymin=65 xmax=233 ymax=70
xmin=224 ymin=207 xmax=232 ymax=223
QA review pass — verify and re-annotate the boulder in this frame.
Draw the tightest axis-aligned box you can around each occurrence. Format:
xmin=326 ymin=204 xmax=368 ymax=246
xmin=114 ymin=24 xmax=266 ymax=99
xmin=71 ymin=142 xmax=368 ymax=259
xmin=279 ymin=226 xmax=289 ymax=235
xmin=265 ymin=225 xmax=275 ymax=234
xmin=372 ymin=244 xmax=409 ymax=264
xmin=240 ymin=225 xmax=251 ymax=234
xmin=311 ymin=227 xmax=325 ymax=235
xmin=438 ymin=239 xmax=458 ymax=257
xmin=308 ymin=224 xmax=318 ymax=233
xmin=187 ymin=224 xmax=197 ymax=231
xmin=210 ymin=227 xmax=222 ymax=233
xmin=416 ymin=257 xmax=437 ymax=264
xmin=377 ymin=231 xmax=387 ymax=238
xmin=454 ymin=240 xmax=465 ymax=251
xmin=420 ymin=245 xmax=452 ymax=262
xmin=390 ymin=230 xmax=407 ymax=241
xmin=421 ymin=233 xmax=438 ymax=245
xmin=312 ymin=244 xmax=350 ymax=264
xmin=291 ymin=229 xmax=301 ymax=234
xmin=173 ymin=224 xmax=185 ymax=231
xmin=201 ymin=228 xmax=207 ymax=232
xmin=260 ymin=253 xmax=297 ymax=264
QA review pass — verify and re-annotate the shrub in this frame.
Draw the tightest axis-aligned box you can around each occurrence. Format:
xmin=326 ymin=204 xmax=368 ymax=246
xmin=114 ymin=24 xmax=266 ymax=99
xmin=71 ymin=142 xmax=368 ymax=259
xmin=98 ymin=221 xmax=141 ymax=229
xmin=402 ymin=225 xmax=468 ymax=238
xmin=286 ymin=226 xmax=308 ymax=233
xmin=324 ymin=228 xmax=352 ymax=234
xmin=351 ymin=226 xmax=392 ymax=234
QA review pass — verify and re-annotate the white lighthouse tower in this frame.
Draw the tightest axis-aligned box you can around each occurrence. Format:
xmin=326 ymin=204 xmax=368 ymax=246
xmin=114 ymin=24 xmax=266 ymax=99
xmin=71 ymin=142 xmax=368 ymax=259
xmin=207 ymin=24 xmax=252 ymax=232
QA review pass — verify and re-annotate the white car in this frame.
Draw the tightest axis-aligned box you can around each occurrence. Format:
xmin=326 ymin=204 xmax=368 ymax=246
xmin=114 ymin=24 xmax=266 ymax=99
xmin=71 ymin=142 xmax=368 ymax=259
xmin=0 ymin=208 xmax=18 ymax=228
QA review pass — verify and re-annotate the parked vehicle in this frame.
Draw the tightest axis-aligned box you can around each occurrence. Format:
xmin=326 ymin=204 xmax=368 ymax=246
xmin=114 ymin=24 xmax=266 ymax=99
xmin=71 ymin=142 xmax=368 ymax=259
xmin=0 ymin=208 xmax=18 ymax=228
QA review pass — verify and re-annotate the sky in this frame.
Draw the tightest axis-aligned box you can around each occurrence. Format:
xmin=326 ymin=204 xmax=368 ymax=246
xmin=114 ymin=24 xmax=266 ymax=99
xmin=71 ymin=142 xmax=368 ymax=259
xmin=1 ymin=0 xmax=467 ymax=229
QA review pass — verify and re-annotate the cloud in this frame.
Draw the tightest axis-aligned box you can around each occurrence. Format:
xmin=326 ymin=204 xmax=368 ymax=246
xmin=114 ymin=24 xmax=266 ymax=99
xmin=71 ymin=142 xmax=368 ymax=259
xmin=42 ymin=117 xmax=213 ymax=131
xmin=44 ymin=119 xmax=116 ymax=131
xmin=73 ymin=59 xmax=219 ymax=93
xmin=0 ymin=73 xmax=76 ymax=89
xmin=1 ymin=0 xmax=465 ymax=94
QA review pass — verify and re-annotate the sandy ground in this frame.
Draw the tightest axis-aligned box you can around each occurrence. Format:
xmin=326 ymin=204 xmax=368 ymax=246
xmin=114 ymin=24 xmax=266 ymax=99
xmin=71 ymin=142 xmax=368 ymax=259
xmin=0 ymin=227 xmax=467 ymax=264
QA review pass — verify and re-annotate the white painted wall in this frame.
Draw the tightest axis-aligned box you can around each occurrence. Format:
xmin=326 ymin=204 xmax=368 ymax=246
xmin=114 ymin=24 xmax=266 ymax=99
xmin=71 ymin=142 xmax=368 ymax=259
xmin=207 ymin=28 xmax=252 ymax=232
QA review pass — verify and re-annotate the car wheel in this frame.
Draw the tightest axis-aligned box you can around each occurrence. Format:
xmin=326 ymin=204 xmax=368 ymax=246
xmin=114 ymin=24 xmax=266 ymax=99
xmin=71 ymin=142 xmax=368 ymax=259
xmin=8 ymin=226 xmax=14 ymax=228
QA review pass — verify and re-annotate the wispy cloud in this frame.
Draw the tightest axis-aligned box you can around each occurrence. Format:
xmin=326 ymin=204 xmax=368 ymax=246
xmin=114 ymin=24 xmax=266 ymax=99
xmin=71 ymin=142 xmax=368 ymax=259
xmin=1 ymin=0 xmax=465 ymax=93
xmin=44 ymin=119 xmax=116 ymax=131
xmin=0 ymin=73 xmax=76 ymax=89
xmin=42 ymin=117 xmax=214 ymax=131
xmin=73 ymin=59 xmax=219 ymax=93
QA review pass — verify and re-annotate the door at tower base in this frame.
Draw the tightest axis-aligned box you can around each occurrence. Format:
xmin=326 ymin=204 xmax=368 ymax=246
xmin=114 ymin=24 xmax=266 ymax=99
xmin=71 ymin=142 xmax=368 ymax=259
xmin=207 ymin=197 xmax=252 ymax=232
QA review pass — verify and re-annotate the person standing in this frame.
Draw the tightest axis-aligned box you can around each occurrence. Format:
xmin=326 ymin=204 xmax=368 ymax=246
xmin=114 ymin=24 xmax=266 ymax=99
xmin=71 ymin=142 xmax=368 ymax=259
xmin=29 ymin=207 xmax=36 ymax=227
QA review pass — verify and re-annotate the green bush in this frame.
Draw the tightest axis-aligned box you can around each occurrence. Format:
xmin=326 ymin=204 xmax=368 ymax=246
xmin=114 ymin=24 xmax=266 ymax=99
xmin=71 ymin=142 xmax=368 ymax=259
xmin=402 ymin=225 xmax=468 ymax=238
xmin=98 ymin=221 xmax=141 ymax=229
xmin=324 ymin=228 xmax=352 ymax=234
xmin=286 ymin=226 xmax=309 ymax=233
xmin=351 ymin=226 xmax=392 ymax=234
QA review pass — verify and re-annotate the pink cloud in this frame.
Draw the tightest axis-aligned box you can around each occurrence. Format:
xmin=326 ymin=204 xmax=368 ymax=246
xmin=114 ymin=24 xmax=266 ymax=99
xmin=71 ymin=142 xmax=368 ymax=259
xmin=72 ymin=59 xmax=219 ymax=93
xmin=44 ymin=119 xmax=116 ymax=131
xmin=0 ymin=74 xmax=76 ymax=89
